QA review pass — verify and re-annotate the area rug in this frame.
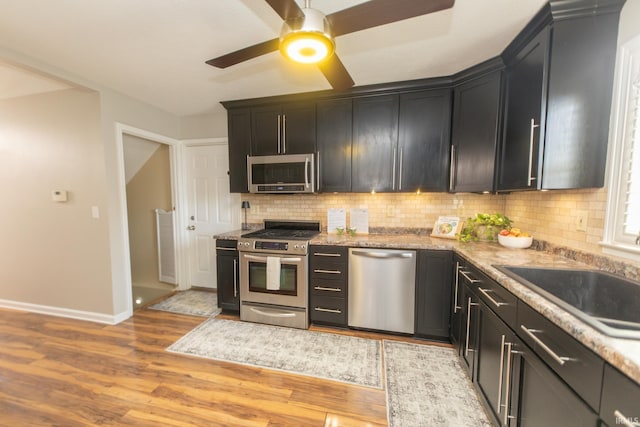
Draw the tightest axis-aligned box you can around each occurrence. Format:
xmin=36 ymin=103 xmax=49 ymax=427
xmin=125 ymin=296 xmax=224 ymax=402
xmin=384 ymin=341 xmax=492 ymax=427
xmin=149 ymin=290 xmax=221 ymax=317
xmin=167 ymin=318 xmax=383 ymax=388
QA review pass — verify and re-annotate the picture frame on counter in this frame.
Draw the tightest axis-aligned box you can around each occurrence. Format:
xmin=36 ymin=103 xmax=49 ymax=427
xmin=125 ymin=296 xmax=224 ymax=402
xmin=431 ymin=216 xmax=462 ymax=239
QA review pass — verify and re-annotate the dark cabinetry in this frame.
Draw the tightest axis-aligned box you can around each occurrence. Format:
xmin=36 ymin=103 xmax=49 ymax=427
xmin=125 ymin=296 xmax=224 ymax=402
xmin=450 ymin=68 xmax=503 ymax=192
xmin=226 ymin=108 xmax=251 ymax=193
xmin=499 ymin=2 xmax=623 ymax=191
xmin=414 ymin=250 xmax=452 ymax=340
xmin=251 ymin=102 xmax=316 ymax=156
xmin=351 ymin=94 xmax=399 ymax=192
xmin=600 ymin=364 xmax=640 ymax=427
xmin=316 ymin=98 xmax=352 ymax=192
xmin=215 ymin=239 xmax=239 ymax=312
xmin=398 ymin=89 xmax=452 ymax=192
xmin=309 ymin=245 xmax=348 ymax=326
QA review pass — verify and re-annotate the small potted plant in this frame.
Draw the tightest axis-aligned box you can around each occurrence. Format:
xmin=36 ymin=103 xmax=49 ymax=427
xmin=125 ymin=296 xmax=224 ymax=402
xmin=458 ymin=213 xmax=512 ymax=242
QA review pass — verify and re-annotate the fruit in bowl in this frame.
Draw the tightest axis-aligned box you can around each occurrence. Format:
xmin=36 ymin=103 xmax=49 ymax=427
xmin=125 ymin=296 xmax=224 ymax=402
xmin=498 ymin=228 xmax=533 ymax=248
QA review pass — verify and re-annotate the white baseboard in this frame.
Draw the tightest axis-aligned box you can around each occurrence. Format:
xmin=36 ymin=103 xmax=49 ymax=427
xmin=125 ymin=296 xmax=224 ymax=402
xmin=0 ymin=299 xmax=131 ymax=325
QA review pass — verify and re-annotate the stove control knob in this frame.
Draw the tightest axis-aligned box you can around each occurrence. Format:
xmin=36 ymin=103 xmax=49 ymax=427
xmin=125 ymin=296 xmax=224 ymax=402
xmin=294 ymin=244 xmax=300 ymax=249
xmin=301 ymin=245 xmax=306 ymax=250
xmin=243 ymin=242 xmax=250 ymax=247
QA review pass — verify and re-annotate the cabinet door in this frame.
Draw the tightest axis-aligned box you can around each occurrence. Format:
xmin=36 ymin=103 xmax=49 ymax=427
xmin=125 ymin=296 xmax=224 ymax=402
xmin=251 ymin=105 xmax=281 ymax=155
xmin=600 ymin=364 xmax=640 ymax=427
xmin=476 ymin=303 xmax=513 ymax=426
xmin=498 ymin=27 xmax=549 ymax=191
xmin=451 ymin=71 xmax=502 ymax=192
xmin=398 ymin=89 xmax=451 ymax=192
xmin=282 ymin=102 xmax=316 ymax=154
xmin=507 ymin=340 xmax=599 ymax=427
xmin=216 ymin=251 xmax=239 ymax=312
xmin=316 ymin=98 xmax=352 ymax=192
xmin=227 ymin=108 xmax=251 ymax=193
xmin=352 ymin=94 xmax=398 ymax=192
xmin=415 ymin=250 xmax=453 ymax=340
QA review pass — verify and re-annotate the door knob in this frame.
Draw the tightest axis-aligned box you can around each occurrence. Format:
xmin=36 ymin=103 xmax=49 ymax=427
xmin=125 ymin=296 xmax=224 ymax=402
xmin=187 ymin=225 xmax=196 ymax=231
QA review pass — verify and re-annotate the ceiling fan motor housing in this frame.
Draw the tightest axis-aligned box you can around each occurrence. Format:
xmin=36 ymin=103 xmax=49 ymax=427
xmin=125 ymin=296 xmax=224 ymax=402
xmin=280 ymin=7 xmax=335 ymax=64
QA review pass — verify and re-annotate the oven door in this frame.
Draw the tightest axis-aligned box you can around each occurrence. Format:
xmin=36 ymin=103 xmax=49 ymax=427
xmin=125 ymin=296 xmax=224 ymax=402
xmin=239 ymin=252 xmax=308 ymax=308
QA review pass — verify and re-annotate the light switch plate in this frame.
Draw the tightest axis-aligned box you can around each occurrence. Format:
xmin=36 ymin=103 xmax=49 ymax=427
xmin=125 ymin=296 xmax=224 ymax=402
xmin=51 ymin=190 xmax=68 ymax=202
xmin=576 ymin=210 xmax=588 ymax=232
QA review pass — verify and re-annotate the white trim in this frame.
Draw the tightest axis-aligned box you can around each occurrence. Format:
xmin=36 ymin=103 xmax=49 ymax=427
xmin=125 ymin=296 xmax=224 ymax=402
xmin=0 ymin=299 xmax=129 ymax=325
xmin=602 ymin=34 xmax=640 ymax=261
xmin=182 ymin=137 xmax=228 ymax=147
xmin=113 ymin=123 xmax=184 ymax=312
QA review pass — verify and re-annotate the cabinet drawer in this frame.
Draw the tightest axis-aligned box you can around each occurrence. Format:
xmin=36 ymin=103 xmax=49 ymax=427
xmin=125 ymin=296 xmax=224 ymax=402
xmin=310 ymin=295 xmax=346 ymax=325
xmin=517 ymin=301 xmax=604 ymax=412
xmin=311 ymin=265 xmax=347 ymax=281
xmin=600 ymin=364 xmax=640 ymax=427
xmin=459 ymin=264 xmax=517 ymax=328
xmin=310 ymin=278 xmax=346 ymax=297
xmin=310 ymin=245 xmax=348 ymax=264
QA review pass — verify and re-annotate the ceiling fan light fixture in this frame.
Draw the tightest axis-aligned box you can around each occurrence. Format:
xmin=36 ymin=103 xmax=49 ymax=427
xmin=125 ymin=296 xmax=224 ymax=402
xmin=280 ymin=7 xmax=334 ymax=64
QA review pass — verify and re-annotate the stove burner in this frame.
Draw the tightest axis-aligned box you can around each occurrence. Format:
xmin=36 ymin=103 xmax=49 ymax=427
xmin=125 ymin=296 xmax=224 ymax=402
xmin=241 ymin=229 xmax=319 ymax=240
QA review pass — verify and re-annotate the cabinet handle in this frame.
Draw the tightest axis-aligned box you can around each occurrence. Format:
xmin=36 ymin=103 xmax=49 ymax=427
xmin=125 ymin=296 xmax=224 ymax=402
xmin=246 ymin=154 xmax=250 ymax=192
xmin=464 ymin=297 xmax=479 ymax=357
xmin=453 ymin=262 xmax=462 ymax=313
xmin=614 ymin=410 xmax=639 ymax=427
xmin=314 ymin=252 xmax=341 ymax=257
xmin=316 ymin=151 xmax=320 ymax=191
xmin=314 ymin=307 xmax=342 ymax=314
xmin=399 ymin=147 xmax=404 ymax=190
xmin=314 ymin=269 xmax=341 ymax=274
xmin=527 ymin=118 xmax=540 ymax=187
xmin=478 ymin=287 xmax=508 ymax=308
xmin=233 ymin=259 xmax=238 ymax=298
xmin=502 ymin=341 xmax=514 ymax=425
xmin=305 ymin=156 xmax=310 ymax=189
xmin=460 ymin=270 xmax=481 ymax=284
xmin=313 ymin=286 xmax=341 ymax=292
xmin=520 ymin=325 xmax=575 ymax=366
xmin=497 ymin=335 xmax=506 ymax=415
xmin=277 ymin=114 xmax=282 ymax=154
xmin=282 ymin=114 xmax=287 ymax=154
xmin=216 ymin=247 xmax=236 ymax=252
xmin=449 ymin=145 xmax=457 ymax=191
xmin=392 ymin=147 xmax=397 ymax=190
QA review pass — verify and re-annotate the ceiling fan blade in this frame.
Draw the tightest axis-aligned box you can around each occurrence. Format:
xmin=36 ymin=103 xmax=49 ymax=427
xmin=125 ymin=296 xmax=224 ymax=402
xmin=264 ymin=0 xmax=304 ymax=21
xmin=327 ymin=0 xmax=455 ymax=37
xmin=206 ymin=38 xmax=280 ymax=68
xmin=318 ymin=54 xmax=355 ymax=91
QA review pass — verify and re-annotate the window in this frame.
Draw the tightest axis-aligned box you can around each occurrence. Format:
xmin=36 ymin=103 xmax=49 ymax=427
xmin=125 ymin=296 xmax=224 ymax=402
xmin=603 ymin=34 xmax=640 ymax=260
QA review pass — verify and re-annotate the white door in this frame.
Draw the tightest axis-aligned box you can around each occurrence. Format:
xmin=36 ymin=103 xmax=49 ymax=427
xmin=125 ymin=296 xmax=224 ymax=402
xmin=184 ymin=144 xmax=240 ymax=288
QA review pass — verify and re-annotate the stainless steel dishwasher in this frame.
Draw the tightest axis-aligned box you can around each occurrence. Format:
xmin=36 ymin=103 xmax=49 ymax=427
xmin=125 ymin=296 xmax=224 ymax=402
xmin=348 ymin=248 xmax=416 ymax=334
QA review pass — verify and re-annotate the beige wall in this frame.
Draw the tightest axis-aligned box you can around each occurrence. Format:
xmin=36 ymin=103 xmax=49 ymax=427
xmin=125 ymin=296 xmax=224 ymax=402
xmin=126 ymin=142 xmax=172 ymax=287
xmin=0 ymin=89 xmax=115 ymax=314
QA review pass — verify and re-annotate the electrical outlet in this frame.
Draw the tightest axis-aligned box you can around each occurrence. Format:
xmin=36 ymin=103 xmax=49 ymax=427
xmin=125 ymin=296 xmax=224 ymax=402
xmin=575 ymin=210 xmax=588 ymax=232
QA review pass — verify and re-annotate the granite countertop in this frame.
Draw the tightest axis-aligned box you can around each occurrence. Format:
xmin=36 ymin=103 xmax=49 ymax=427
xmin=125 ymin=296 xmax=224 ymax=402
xmin=214 ymin=229 xmax=640 ymax=384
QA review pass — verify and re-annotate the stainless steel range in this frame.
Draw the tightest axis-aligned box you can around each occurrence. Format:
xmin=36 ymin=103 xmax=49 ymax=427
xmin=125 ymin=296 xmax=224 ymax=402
xmin=237 ymin=220 xmax=320 ymax=329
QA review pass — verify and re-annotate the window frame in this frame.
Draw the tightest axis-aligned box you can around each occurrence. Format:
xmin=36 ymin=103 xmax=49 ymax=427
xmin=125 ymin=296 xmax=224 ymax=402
xmin=602 ymin=33 xmax=640 ymax=261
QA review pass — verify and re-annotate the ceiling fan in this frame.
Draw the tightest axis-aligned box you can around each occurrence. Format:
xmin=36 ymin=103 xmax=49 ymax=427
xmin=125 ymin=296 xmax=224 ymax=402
xmin=206 ymin=0 xmax=455 ymax=91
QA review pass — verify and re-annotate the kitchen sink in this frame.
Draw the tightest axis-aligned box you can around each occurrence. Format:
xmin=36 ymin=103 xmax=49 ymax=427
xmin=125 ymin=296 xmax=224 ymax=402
xmin=493 ymin=265 xmax=640 ymax=339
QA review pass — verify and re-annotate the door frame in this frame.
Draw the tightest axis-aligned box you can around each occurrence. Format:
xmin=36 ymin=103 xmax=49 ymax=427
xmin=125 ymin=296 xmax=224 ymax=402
xmin=180 ymin=137 xmax=235 ymax=289
xmin=114 ymin=123 xmax=185 ymax=318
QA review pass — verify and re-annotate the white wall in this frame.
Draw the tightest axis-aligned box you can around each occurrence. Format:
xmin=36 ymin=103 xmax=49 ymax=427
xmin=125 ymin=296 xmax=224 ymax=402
xmin=0 ymin=89 xmax=115 ymax=317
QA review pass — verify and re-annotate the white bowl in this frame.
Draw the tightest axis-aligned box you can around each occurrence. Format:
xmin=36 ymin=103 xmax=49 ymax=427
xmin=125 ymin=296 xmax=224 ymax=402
xmin=498 ymin=234 xmax=533 ymax=249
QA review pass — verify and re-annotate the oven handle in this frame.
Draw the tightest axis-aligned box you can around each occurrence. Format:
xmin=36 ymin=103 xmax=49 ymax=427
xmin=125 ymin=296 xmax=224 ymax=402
xmin=243 ymin=254 xmax=302 ymax=263
xmin=249 ymin=306 xmax=296 ymax=318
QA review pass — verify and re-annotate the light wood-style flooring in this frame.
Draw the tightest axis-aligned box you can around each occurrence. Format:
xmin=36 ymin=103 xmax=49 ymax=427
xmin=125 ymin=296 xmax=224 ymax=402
xmin=0 ymin=307 xmax=450 ymax=426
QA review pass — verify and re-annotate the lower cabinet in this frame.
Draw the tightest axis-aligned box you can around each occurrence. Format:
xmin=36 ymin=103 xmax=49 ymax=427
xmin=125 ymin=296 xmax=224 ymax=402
xmin=309 ymin=245 xmax=348 ymax=326
xmin=215 ymin=239 xmax=240 ymax=312
xmin=415 ymin=250 xmax=453 ymax=340
xmin=600 ymin=364 xmax=640 ymax=427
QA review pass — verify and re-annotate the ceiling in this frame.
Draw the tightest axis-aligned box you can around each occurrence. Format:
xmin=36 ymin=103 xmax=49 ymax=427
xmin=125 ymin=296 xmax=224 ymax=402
xmin=0 ymin=0 xmax=548 ymax=117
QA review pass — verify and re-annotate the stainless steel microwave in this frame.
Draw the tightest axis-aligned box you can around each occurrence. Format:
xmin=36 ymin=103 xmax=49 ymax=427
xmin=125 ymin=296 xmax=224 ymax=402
xmin=247 ymin=154 xmax=315 ymax=194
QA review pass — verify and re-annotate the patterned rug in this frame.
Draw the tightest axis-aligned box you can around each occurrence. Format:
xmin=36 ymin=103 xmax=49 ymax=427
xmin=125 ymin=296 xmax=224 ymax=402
xmin=167 ymin=318 xmax=383 ymax=388
xmin=384 ymin=341 xmax=492 ymax=427
xmin=149 ymin=290 xmax=221 ymax=317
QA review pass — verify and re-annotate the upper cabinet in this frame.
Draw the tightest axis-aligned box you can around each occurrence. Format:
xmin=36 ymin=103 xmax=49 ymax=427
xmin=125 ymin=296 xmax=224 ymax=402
xmin=398 ymin=89 xmax=452 ymax=192
xmin=226 ymin=108 xmax=251 ymax=193
xmin=352 ymin=94 xmax=399 ymax=192
xmin=498 ymin=0 xmax=624 ymax=191
xmin=316 ymin=98 xmax=352 ymax=193
xmin=251 ymin=102 xmax=316 ymax=156
xmin=450 ymin=65 xmax=503 ymax=193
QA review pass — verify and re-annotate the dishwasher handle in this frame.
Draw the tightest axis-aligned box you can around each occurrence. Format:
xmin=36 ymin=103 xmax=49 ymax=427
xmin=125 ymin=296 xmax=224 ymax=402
xmin=351 ymin=250 xmax=414 ymax=259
